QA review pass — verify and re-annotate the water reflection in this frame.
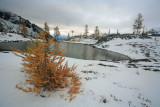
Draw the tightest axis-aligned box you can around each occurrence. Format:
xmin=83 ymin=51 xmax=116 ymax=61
xmin=57 ymin=42 xmax=130 ymax=61
xmin=0 ymin=41 xmax=130 ymax=61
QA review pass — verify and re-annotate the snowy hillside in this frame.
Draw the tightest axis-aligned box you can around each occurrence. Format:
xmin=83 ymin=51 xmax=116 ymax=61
xmin=0 ymin=32 xmax=32 ymax=42
xmin=148 ymin=28 xmax=160 ymax=35
xmin=95 ymin=36 xmax=160 ymax=60
xmin=0 ymin=10 xmax=44 ymax=38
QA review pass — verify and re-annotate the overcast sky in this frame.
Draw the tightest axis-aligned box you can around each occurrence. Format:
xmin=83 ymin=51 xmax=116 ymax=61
xmin=0 ymin=0 xmax=160 ymax=35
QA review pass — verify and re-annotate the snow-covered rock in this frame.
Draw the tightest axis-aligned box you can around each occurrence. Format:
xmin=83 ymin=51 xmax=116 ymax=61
xmin=0 ymin=9 xmax=44 ymax=38
xmin=148 ymin=28 xmax=160 ymax=35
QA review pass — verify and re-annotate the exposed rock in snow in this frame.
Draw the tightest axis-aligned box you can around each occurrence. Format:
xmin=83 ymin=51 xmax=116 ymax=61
xmin=0 ymin=9 xmax=45 ymax=38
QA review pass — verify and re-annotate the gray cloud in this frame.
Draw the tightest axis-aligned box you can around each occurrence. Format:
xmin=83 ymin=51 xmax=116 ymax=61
xmin=0 ymin=0 xmax=160 ymax=34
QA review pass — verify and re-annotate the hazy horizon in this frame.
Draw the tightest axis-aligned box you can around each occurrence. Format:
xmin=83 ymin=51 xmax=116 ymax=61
xmin=0 ymin=0 xmax=160 ymax=35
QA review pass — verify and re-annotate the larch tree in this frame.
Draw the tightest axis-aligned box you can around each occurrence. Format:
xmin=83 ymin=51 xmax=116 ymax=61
xmin=108 ymin=29 xmax=110 ymax=35
xmin=80 ymin=33 xmax=82 ymax=39
xmin=94 ymin=26 xmax=99 ymax=38
xmin=67 ymin=33 xmax=70 ymax=39
xmin=117 ymin=29 xmax=119 ymax=35
xmin=54 ymin=26 xmax=60 ymax=41
xmin=84 ymin=24 xmax=89 ymax=37
xmin=142 ymin=26 xmax=145 ymax=35
xmin=142 ymin=26 xmax=148 ymax=36
xmin=44 ymin=22 xmax=49 ymax=34
xmin=145 ymin=28 xmax=148 ymax=35
xmin=133 ymin=13 xmax=143 ymax=35
xmin=17 ymin=22 xmax=21 ymax=34
xmin=71 ymin=30 xmax=74 ymax=37
xmin=21 ymin=22 xmax=28 ymax=38
xmin=11 ymin=23 xmax=82 ymax=101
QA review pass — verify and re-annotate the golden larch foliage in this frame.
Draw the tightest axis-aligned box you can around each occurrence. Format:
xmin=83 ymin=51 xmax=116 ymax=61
xmin=11 ymin=31 xmax=82 ymax=100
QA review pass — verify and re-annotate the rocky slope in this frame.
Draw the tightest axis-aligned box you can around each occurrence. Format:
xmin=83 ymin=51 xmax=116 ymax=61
xmin=0 ymin=10 xmax=45 ymax=38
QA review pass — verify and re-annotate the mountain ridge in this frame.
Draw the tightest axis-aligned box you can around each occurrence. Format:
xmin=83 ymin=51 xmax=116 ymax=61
xmin=0 ymin=9 xmax=45 ymax=38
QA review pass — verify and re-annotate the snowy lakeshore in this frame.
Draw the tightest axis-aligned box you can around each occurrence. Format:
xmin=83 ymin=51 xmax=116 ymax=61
xmin=0 ymin=52 xmax=160 ymax=107
xmin=0 ymin=36 xmax=160 ymax=107
xmin=0 ymin=33 xmax=40 ymax=42
xmin=1 ymin=1 xmax=160 ymax=106
xmin=95 ymin=36 xmax=160 ymax=59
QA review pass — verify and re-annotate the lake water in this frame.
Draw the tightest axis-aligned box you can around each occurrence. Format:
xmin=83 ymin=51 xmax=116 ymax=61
xmin=0 ymin=41 xmax=130 ymax=61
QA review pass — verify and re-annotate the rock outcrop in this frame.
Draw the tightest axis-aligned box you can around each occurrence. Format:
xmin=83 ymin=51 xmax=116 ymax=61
xmin=0 ymin=10 xmax=45 ymax=38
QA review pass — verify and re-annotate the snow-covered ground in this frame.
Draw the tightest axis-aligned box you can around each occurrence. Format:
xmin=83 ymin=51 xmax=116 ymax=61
xmin=0 ymin=32 xmax=42 ymax=42
xmin=0 ymin=36 xmax=160 ymax=107
xmin=0 ymin=51 xmax=160 ymax=107
xmin=95 ymin=37 xmax=160 ymax=59
xmin=0 ymin=32 xmax=32 ymax=42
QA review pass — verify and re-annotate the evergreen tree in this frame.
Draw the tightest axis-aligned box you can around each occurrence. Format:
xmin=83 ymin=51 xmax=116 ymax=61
xmin=94 ymin=26 xmax=99 ymax=38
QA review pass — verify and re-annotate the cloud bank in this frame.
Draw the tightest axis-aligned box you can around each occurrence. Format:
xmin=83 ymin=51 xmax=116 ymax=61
xmin=0 ymin=0 xmax=160 ymax=35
